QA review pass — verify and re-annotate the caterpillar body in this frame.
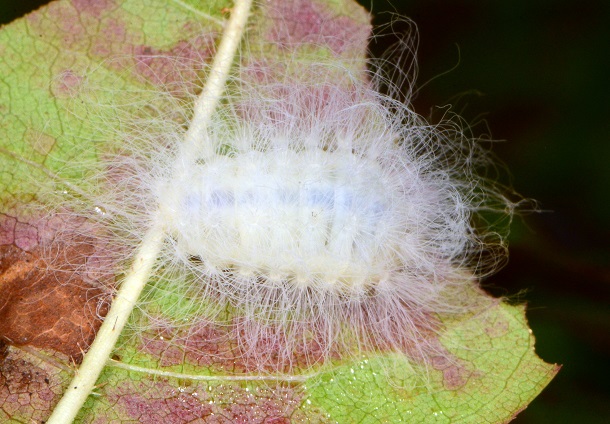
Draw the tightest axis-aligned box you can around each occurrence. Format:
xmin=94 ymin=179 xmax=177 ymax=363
xmin=63 ymin=56 xmax=509 ymax=373
xmin=0 ymin=2 xmax=527 ymax=422
xmin=9 ymin=1 xmax=515 ymax=379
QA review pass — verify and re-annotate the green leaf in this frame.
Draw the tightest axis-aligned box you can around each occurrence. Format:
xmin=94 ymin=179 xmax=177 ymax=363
xmin=0 ymin=0 xmax=557 ymax=422
xmin=306 ymin=304 xmax=558 ymax=423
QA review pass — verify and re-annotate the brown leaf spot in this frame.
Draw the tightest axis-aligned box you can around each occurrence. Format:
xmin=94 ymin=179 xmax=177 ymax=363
xmin=41 ymin=0 xmax=126 ymax=62
xmin=137 ymin=318 xmax=337 ymax=376
xmin=13 ymin=221 xmax=39 ymax=251
xmin=108 ymin=379 xmax=308 ymax=424
xmin=45 ymin=1 xmax=88 ymax=49
xmin=431 ymin=353 xmax=471 ymax=390
xmin=265 ymin=0 xmax=371 ymax=55
xmin=0 ymin=216 xmax=41 ymax=252
xmin=0 ymin=215 xmax=17 ymax=246
xmin=0 ymin=244 xmax=109 ymax=361
xmin=485 ymin=319 xmax=510 ymax=338
xmin=51 ymin=69 xmax=83 ymax=99
xmin=71 ymin=0 xmax=114 ymax=18
xmin=0 ymin=347 xmax=63 ymax=422
xmin=132 ymin=35 xmax=214 ymax=89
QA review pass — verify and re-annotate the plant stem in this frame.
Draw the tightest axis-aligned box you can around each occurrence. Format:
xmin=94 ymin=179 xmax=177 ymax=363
xmin=184 ymin=0 xmax=254 ymax=154
xmin=46 ymin=223 xmax=164 ymax=424
xmin=46 ymin=0 xmax=253 ymax=421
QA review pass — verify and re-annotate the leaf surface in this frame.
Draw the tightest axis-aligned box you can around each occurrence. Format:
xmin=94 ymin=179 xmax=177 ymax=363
xmin=0 ymin=0 xmax=557 ymax=422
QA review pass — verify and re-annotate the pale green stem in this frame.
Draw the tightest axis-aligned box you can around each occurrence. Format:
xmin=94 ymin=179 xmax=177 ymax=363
xmin=184 ymin=0 xmax=254 ymax=155
xmin=46 ymin=0 xmax=253 ymax=422
xmin=46 ymin=223 xmax=164 ymax=423
xmin=107 ymin=359 xmax=316 ymax=382
xmin=170 ymin=0 xmax=226 ymax=26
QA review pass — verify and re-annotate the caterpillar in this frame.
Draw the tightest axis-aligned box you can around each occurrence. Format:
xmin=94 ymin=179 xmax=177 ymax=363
xmin=54 ymin=46 xmax=511 ymax=372
xmin=1 ymin=0 xmax=517 ymax=421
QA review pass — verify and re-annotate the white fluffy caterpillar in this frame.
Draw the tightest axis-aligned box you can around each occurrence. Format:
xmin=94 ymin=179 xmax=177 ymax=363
xmin=71 ymin=59 xmax=508 ymax=370
xmin=162 ymin=76 xmax=487 ymax=316
xmin=43 ymin=0 xmax=513 ymax=421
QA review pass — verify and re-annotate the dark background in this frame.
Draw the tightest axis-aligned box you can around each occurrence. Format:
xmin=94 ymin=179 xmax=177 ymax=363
xmin=2 ymin=1 xmax=609 ymax=423
xmin=361 ymin=2 xmax=610 ymax=423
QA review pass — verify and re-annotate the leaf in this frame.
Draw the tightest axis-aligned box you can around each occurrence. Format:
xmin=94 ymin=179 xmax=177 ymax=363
xmin=0 ymin=0 xmax=557 ymax=422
